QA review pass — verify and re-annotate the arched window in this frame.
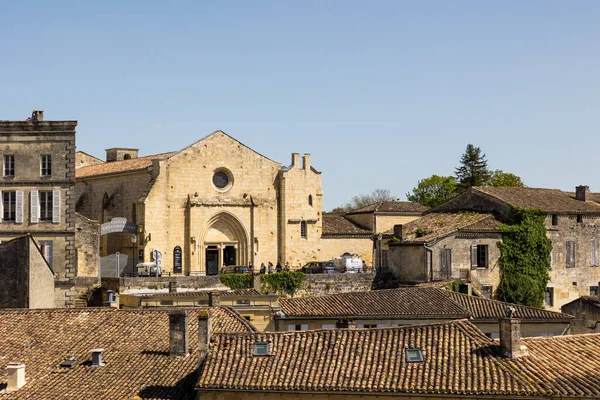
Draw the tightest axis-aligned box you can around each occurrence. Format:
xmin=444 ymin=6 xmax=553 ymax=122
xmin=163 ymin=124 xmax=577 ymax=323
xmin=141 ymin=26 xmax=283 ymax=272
xmin=124 ymin=154 xmax=131 ymax=160
xmin=308 ymin=195 xmax=313 ymax=207
xmin=300 ymin=221 xmax=307 ymax=239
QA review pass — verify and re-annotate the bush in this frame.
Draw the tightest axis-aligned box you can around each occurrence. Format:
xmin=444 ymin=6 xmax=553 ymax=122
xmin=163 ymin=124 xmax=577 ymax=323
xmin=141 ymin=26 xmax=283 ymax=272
xmin=261 ymin=271 xmax=306 ymax=296
xmin=220 ymin=274 xmax=252 ymax=290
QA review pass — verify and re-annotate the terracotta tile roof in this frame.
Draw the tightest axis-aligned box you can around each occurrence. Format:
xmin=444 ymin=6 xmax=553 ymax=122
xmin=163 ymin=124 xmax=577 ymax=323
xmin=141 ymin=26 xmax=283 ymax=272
xmin=197 ymin=319 xmax=600 ymax=397
xmin=445 ymin=291 xmax=574 ymax=321
xmin=0 ymin=307 xmax=254 ymax=400
xmin=279 ymin=288 xmax=573 ymax=321
xmin=197 ymin=319 xmax=535 ymax=395
xmin=75 ymin=152 xmax=174 ymax=179
xmin=322 ymin=213 xmax=372 ymax=236
xmin=347 ymin=200 xmax=428 ymax=214
xmin=394 ymin=212 xmax=499 ymax=243
xmin=136 ymin=289 xmax=264 ymax=299
xmin=473 ymin=186 xmax=600 ymax=214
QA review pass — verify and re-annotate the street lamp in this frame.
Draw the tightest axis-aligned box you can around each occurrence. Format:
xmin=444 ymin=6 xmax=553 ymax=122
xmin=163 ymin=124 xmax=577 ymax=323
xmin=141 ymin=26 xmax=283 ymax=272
xmin=131 ymin=234 xmax=137 ymax=276
xmin=377 ymin=233 xmax=383 ymax=273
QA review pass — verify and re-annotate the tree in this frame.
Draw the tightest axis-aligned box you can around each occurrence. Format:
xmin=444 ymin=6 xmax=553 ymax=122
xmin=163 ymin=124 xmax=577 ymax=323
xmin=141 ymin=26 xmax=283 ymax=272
xmin=406 ymin=175 xmax=457 ymax=207
xmin=455 ymin=144 xmax=490 ymax=192
xmin=330 ymin=188 xmax=397 ymax=213
xmin=488 ymin=170 xmax=525 ymax=187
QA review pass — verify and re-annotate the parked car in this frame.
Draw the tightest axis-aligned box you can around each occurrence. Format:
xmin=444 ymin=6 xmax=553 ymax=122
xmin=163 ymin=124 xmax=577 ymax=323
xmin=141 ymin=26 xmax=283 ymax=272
xmin=333 ymin=254 xmax=363 ymax=273
xmin=301 ymin=261 xmax=336 ymax=274
xmin=220 ymin=265 xmax=251 ymax=274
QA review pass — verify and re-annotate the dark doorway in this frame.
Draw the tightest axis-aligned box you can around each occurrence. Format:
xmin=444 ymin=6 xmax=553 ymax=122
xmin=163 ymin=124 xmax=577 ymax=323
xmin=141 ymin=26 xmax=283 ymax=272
xmin=224 ymin=245 xmax=236 ymax=266
xmin=206 ymin=248 xmax=219 ymax=276
xmin=439 ymin=249 xmax=452 ymax=280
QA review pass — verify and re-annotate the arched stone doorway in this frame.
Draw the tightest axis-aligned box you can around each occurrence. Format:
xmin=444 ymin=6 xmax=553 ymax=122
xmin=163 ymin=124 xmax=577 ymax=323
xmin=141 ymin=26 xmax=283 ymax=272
xmin=198 ymin=212 xmax=249 ymax=275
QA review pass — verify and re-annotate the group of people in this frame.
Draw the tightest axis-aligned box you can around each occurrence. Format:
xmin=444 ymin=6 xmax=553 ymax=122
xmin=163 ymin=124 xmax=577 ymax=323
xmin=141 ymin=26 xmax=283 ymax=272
xmin=248 ymin=261 xmax=291 ymax=274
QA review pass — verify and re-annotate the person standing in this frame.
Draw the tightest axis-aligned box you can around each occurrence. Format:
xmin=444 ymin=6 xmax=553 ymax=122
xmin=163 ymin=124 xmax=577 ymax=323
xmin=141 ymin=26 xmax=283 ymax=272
xmin=276 ymin=262 xmax=282 ymax=273
xmin=268 ymin=262 xmax=274 ymax=274
xmin=260 ymin=263 xmax=266 ymax=274
xmin=284 ymin=261 xmax=290 ymax=271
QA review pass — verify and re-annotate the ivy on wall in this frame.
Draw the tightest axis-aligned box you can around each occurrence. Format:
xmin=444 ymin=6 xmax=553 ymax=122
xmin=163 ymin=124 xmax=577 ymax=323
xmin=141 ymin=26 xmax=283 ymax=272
xmin=220 ymin=274 xmax=252 ymax=290
xmin=261 ymin=271 xmax=306 ymax=296
xmin=497 ymin=207 xmax=551 ymax=308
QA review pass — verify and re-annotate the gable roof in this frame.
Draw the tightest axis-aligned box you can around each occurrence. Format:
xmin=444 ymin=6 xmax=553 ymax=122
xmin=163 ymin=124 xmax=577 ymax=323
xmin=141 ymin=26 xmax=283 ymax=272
xmin=197 ymin=319 xmax=600 ymax=397
xmin=0 ymin=307 xmax=254 ymax=400
xmin=76 ymin=152 xmax=174 ymax=179
xmin=279 ymin=287 xmax=573 ymax=322
xmin=346 ymin=200 xmax=428 ymax=215
xmin=321 ymin=212 xmax=372 ymax=236
xmin=473 ymin=186 xmax=600 ymax=214
xmin=197 ymin=319 xmax=535 ymax=395
xmin=393 ymin=212 xmax=501 ymax=244
xmin=561 ymin=295 xmax=600 ymax=311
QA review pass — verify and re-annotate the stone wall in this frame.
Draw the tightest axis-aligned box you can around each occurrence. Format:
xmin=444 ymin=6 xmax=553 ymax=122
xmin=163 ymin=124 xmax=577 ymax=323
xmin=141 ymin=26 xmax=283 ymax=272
xmin=0 ymin=236 xmax=29 ymax=307
xmin=75 ymin=213 xmax=100 ymax=277
xmin=293 ymin=273 xmax=376 ymax=297
xmin=28 ymin=237 xmax=55 ymax=308
xmin=102 ymin=275 xmax=227 ymax=293
xmin=318 ymin=237 xmax=373 ymax=266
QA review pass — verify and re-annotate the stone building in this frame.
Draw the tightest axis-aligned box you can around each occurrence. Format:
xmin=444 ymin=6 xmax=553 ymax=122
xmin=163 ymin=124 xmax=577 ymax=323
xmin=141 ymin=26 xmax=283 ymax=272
xmin=0 ymin=111 xmax=79 ymax=305
xmin=75 ymin=131 xmax=427 ymax=275
xmin=561 ymin=296 xmax=600 ymax=334
xmin=388 ymin=186 xmax=600 ymax=311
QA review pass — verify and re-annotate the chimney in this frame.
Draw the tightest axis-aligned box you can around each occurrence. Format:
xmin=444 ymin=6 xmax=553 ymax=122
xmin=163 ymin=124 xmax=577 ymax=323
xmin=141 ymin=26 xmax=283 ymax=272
xmin=90 ymin=349 xmax=105 ymax=367
xmin=576 ymin=185 xmax=589 ymax=202
xmin=169 ymin=310 xmax=189 ymax=357
xmin=302 ymin=154 xmax=311 ymax=171
xmin=198 ymin=310 xmax=212 ymax=365
xmin=208 ymin=291 xmax=220 ymax=307
xmin=393 ymin=224 xmax=403 ymax=240
xmin=499 ymin=307 xmax=527 ymax=359
xmin=168 ymin=281 xmax=178 ymax=294
xmin=6 ymin=363 xmax=26 ymax=392
xmin=291 ymin=153 xmax=300 ymax=168
xmin=31 ymin=110 xmax=44 ymax=121
xmin=335 ymin=319 xmax=355 ymax=329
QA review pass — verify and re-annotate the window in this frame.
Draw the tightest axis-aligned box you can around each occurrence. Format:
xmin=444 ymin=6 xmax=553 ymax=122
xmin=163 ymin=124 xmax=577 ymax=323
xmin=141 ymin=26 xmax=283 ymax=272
xmin=41 ymin=155 xmax=52 ymax=176
xmin=592 ymin=239 xmax=599 ymax=267
xmin=308 ymin=195 xmax=313 ymax=207
xmin=551 ymin=215 xmax=558 ymax=226
xmin=590 ymin=286 xmax=599 ymax=296
xmin=470 ymin=244 xmax=488 ymax=269
xmin=39 ymin=240 xmax=53 ymax=268
xmin=253 ymin=342 xmax=270 ymax=356
xmin=40 ymin=191 xmax=53 ymax=221
xmin=287 ymin=324 xmax=308 ymax=331
xmin=566 ymin=240 xmax=575 ymax=268
xmin=362 ymin=324 xmax=377 ymax=329
xmin=481 ymin=285 xmax=493 ymax=299
xmin=577 ymin=215 xmax=583 ymax=224
xmin=243 ymin=316 xmax=252 ymax=321
xmin=544 ymin=287 xmax=554 ymax=307
xmin=321 ymin=324 xmax=336 ymax=329
xmin=405 ymin=349 xmax=424 ymax=363
xmin=3 ymin=155 xmax=14 ymax=177
xmin=2 ymin=191 xmax=17 ymax=222
xmin=300 ymin=221 xmax=307 ymax=239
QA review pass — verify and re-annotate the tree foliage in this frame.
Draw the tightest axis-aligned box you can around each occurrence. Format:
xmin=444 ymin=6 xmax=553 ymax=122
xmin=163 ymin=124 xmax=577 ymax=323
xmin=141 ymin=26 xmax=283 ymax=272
xmin=455 ymin=144 xmax=491 ymax=192
xmin=220 ymin=273 xmax=252 ymax=290
xmin=406 ymin=175 xmax=457 ymax=207
xmin=331 ymin=188 xmax=397 ymax=213
xmin=261 ymin=271 xmax=306 ymax=296
xmin=488 ymin=170 xmax=525 ymax=187
xmin=497 ymin=208 xmax=551 ymax=307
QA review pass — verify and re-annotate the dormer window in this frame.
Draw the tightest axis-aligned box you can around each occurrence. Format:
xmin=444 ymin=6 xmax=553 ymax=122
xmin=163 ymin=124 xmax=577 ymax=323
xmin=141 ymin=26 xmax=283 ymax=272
xmin=253 ymin=342 xmax=270 ymax=356
xmin=405 ymin=348 xmax=424 ymax=363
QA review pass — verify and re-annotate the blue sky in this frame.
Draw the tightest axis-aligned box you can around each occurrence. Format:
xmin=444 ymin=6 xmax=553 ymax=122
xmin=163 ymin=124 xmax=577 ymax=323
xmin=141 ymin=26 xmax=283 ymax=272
xmin=2 ymin=1 xmax=599 ymax=210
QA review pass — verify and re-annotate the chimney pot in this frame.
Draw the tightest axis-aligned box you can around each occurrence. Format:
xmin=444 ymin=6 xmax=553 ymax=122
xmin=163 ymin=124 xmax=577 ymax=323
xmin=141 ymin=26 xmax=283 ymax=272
xmin=6 ymin=363 xmax=26 ymax=392
xmin=90 ymin=348 xmax=105 ymax=367
xmin=31 ymin=110 xmax=44 ymax=121
xmin=576 ymin=185 xmax=590 ymax=202
xmin=208 ymin=291 xmax=220 ymax=307
xmin=169 ymin=310 xmax=189 ymax=357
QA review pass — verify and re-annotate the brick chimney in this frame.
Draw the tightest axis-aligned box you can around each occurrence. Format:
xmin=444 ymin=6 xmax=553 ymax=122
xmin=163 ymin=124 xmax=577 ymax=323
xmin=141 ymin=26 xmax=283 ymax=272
xmin=576 ymin=185 xmax=590 ymax=202
xmin=6 ymin=363 xmax=26 ymax=392
xmin=499 ymin=307 xmax=527 ymax=359
xmin=302 ymin=154 xmax=311 ymax=170
xmin=31 ymin=110 xmax=44 ymax=121
xmin=208 ymin=291 xmax=220 ymax=307
xmin=393 ymin=224 xmax=403 ymax=240
xmin=169 ymin=310 xmax=189 ymax=357
xmin=198 ymin=310 xmax=212 ymax=365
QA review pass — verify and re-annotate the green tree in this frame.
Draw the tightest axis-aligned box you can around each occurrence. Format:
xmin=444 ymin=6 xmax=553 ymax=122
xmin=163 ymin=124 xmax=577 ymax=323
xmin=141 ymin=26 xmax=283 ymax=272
xmin=406 ymin=175 xmax=457 ymax=207
xmin=330 ymin=188 xmax=397 ymax=213
xmin=455 ymin=144 xmax=490 ymax=192
xmin=496 ymin=208 xmax=551 ymax=307
xmin=488 ymin=170 xmax=525 ymax=187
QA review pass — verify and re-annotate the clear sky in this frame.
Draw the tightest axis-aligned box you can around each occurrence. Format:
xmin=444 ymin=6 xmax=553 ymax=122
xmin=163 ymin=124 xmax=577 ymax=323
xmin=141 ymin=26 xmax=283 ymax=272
xmin=2 ymin=1 xmax=599 ymax=210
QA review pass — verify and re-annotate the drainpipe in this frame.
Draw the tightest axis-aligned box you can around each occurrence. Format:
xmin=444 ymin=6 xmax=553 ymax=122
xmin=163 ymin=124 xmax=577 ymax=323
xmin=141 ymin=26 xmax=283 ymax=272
xmin=424 ymin=243 xmax=433 ymax=282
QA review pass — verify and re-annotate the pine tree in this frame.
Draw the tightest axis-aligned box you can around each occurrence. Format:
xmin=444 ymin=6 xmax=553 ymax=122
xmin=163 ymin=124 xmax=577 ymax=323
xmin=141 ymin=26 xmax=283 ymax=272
xmin=455 ymin=144 xmax=490 ymax=192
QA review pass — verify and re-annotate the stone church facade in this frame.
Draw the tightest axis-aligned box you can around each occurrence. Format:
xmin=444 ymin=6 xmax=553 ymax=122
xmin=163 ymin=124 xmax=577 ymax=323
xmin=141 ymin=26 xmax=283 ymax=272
xmin=76 ymin=131 xmax=344 ymax=275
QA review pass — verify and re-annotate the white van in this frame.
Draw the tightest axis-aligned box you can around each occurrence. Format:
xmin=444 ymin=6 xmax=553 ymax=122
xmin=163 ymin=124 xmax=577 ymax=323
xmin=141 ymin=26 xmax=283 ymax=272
xmin=333 ymin=253 xmax=363 ymax=273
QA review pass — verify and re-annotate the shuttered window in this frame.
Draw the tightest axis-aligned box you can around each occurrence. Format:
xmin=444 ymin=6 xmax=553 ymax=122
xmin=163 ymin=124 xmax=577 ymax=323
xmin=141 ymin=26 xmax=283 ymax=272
xmin=15 ymin=191 xmax=23 ymax=224
xmin=40 ymin=191 xmax=53 ymax=221
xmin=30 ymin=191 xmax=39 ymax=223
xmin=2 ymin=191 xmax=16 ymax=222
xmin=52 ymin=190 xmax=60 ymax=223
xmin=566 ymin=240 xmax=576 ymax=268
xmin=300 ymin=221 xmax=307 ymax=239
xmin=471 ymin=244 xmax=488 ymax=269
xmin=591 ymin=239 xmax=599 ymax=267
